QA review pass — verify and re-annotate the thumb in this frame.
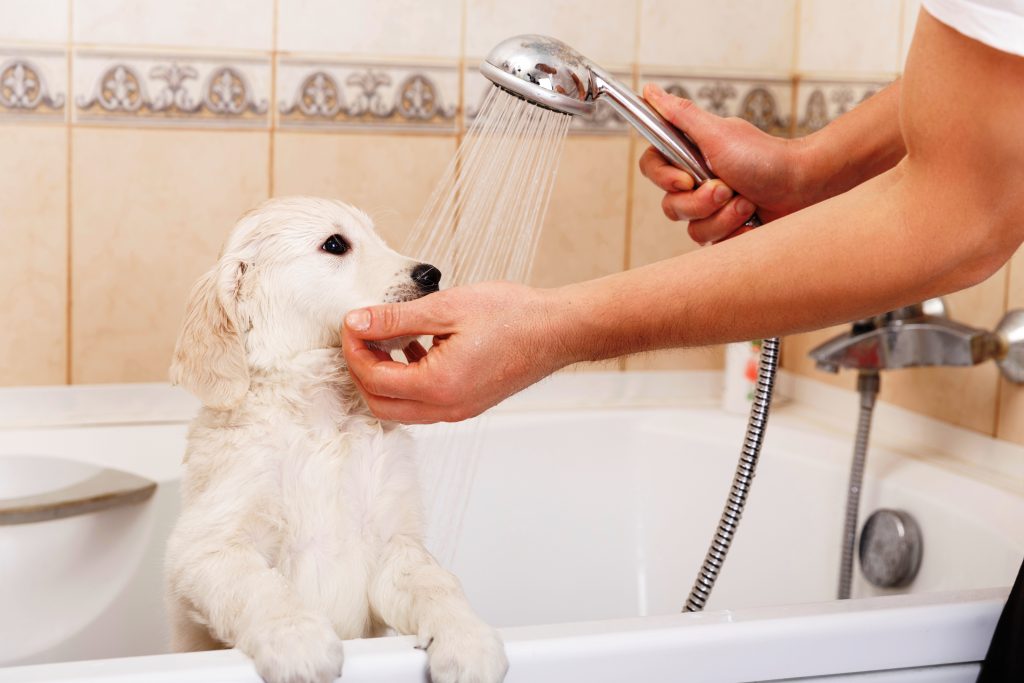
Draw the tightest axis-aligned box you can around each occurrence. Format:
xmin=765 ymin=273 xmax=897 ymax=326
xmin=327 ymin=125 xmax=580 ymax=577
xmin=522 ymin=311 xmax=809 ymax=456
xmin=643 ymin=83 xmax=719 ymax=143
xmin=344 ymin=296 xmax=451 ymax=341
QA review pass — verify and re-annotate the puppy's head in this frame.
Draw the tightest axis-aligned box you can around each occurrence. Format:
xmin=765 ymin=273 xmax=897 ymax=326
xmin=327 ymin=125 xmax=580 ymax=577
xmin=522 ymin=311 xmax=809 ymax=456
xmin=170 ymin=196 xmax=440 ymax=409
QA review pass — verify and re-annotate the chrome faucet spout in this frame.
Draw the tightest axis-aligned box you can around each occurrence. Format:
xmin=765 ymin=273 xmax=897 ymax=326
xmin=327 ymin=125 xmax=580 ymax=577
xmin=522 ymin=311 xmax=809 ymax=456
xmin=809 ymin=299 xmax=1024 ymax=381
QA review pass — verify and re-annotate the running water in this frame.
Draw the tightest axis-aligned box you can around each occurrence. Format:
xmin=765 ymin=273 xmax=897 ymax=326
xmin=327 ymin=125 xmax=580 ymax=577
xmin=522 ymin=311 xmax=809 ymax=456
xmin=403 ymin=87 xmax=572 ymax=565
xmin=405 ymin=86 xmax=573 ymax=284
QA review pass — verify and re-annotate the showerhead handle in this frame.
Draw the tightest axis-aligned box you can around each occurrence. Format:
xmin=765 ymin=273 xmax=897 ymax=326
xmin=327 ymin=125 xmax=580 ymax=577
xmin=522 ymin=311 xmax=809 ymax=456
xmin=480 ymin=34 xmax=760 ymax=228
xmin=590 ymin=65 xmax=762 ymax=228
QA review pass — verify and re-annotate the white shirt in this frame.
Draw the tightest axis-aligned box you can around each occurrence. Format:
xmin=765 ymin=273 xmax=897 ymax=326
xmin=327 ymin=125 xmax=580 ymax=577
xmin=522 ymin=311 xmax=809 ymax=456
xmin=923 ymin=0 xmax=1024 ymax=57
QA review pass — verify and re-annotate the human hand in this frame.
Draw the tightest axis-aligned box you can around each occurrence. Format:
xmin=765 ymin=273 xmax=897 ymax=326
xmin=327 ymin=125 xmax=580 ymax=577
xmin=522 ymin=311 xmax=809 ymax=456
xmin=639 ymin=84 xmax=815 ymax=244
xmin=341 ymin=282 xmax=565 ymax=424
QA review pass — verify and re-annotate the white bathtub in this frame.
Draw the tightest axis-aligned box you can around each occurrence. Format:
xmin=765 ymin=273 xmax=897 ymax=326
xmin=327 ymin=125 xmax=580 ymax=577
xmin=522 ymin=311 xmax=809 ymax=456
xmin=1 ymin=371 xmax=1022 ymax=682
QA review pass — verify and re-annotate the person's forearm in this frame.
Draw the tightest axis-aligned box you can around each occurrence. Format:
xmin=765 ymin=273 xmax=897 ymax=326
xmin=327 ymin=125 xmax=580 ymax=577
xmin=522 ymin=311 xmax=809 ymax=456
xmin=548 ymin=157 xmax=1008 ymax=364
xmin=794 ymin=82 xmax=906 ymax=205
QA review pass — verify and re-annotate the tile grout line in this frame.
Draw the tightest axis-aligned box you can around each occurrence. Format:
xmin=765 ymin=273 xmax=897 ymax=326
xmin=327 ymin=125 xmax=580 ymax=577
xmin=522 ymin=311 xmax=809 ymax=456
xmin=268 ymin=0 xmax=279 ymax=197
xmin=623 ymin=0 xmax=641 ymax=276
xmin=619 ymin=0 xmax=643 ymax=372
xmin=64 ymin=0 xmax=73 ymax=385
xmin=897 ymin=0 xmax=907 ymax=69
xmin=994 ymin=263 xmax=1013 ymax=437
xmin=789 ymin=0 xmax=802 ymax=139
xmin=457 ymin=0 xmax=466 ymax=142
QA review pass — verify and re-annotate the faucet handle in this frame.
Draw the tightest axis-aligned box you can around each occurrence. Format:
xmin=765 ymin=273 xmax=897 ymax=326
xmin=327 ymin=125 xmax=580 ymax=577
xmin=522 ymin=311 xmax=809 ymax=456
xmin=885 ymin=298 xmax=948 ymax=323
xmin=922 ymin=298 xmax=949 ymax=319
xmin=995 ymin=309 xmax=1024 ymax=384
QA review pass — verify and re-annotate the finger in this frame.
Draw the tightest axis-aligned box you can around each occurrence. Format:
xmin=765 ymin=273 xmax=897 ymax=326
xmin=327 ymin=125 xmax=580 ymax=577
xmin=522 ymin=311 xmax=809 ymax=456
xmin=364 ymin=343 xmax=394 ymax=362
xmin=344 ymin=294 xmax=453 ymax=343
xmin=643 ymin=83 xmax=720 ymax=142
xmin=347 ymin=367 xmax=440 ymax=423
xmin=685 ymin=196 xmax=759 ymax=245
xmin=639 ymin=146 xmax=696 ymax=193
xmin=341 ymin=324 xmax=434 ymax=401
xmin=714 ymin=225 xmax=757 ymax=244
xmin=362 ymin=393 xmax=462 ymax=425
xmin=661 ymin=180 xmax=735 ymax=222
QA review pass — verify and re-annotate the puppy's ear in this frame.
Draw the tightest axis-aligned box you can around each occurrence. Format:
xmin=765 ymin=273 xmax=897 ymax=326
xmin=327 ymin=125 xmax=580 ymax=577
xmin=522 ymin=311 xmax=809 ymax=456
xmin=170 ymin=259 xmax=250 ymax=409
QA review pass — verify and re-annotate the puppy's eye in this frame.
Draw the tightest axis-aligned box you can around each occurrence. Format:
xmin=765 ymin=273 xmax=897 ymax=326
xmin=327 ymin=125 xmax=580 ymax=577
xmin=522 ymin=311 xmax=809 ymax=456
xmin=322 ymin=234 xmax=350 ymax=255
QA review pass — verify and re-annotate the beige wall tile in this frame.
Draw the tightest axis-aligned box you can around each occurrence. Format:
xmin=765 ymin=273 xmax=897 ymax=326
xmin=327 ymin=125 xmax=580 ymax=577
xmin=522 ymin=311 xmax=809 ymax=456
xmin=998 ymin=251 xmax=1024 ymax=445
xmin=0 ymin=125 xmax=67 ymax=385
xmin=785 ymin=270 xmax=1009 ymax=435
xmin=798 ymin=0 xmax=902 ymax=77
xmin=273 ymin=131 xmax=456 ymax=252
xmin=73 ymin=0 xmax=273 ymax=51
xmin=71 ymin=128 xmax=269 ymax=384
xmin=0 ymin=0 xmax=67 ymax=44
xmin=528 ymin=136 xmax=629 ymax=289
xmin=640 ymin=0 xmax=796 ymax=74
xmin=465 ymin=0 xmax=636 ymax=65
xmin=278 ymin=0 xmax=462 ymax=59
xmin=627 ymin=136 xmax=723 ymax=370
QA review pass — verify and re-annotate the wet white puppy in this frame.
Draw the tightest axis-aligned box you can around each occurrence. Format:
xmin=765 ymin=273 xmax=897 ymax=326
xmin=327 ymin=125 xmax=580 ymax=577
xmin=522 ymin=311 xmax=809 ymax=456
xmin=165 ymin=197 xmax=507 ymax=683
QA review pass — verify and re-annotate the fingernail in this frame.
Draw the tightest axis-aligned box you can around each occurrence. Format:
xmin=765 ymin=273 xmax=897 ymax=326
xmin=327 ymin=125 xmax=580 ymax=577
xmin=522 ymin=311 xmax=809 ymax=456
xmin=346 ymin=308 xmax=371 ymax=331
xmin=712 ymin=184 xmax=733 ymax=205
xmin=735 ymin=198 xmax=755 ymax=216
xmin=648 ymin=83 xmax=665 ymax=98
xmin=672 ymin=179 xmax=693 ymax=192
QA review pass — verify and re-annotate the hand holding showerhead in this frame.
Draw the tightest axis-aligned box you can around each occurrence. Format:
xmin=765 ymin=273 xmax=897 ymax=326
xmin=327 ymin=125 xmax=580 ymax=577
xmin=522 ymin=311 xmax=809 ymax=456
xmin=482 ymin=34 xmax=761 ymax=228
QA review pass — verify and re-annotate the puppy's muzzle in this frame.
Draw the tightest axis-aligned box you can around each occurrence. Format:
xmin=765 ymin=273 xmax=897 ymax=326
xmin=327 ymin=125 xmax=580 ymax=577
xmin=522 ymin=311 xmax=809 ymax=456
xmin=411 ymin=264 xmax=441 ymax=294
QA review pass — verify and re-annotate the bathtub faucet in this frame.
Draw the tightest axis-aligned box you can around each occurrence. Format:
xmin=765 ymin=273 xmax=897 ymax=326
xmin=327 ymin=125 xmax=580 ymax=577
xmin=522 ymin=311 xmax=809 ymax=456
xmin=811 ymin=299 xmax=1024 ymax=599
xmin=809 ymin=299 xmax=1024 ymax=381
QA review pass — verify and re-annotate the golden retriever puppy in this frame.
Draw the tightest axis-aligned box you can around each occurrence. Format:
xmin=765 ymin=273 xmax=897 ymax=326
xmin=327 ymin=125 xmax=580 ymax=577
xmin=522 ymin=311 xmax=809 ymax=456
xmin=165 ymin=197 xmax=507 ymax=683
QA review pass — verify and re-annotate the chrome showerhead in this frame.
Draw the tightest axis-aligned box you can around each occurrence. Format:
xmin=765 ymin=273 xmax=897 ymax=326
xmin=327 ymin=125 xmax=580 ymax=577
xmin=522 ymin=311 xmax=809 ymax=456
xmin=482 ymin=33 xmax=725 ymax=192
xmin=480 ymin=34 xmax=598 ymax=116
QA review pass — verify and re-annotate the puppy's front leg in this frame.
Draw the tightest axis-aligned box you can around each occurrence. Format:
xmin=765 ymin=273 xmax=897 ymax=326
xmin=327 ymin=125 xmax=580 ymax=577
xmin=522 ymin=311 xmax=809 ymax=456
xmin=369 ymin=535 xmax=508 ymax=683
xmin=168 ymin=512 xmax=344 ymax=683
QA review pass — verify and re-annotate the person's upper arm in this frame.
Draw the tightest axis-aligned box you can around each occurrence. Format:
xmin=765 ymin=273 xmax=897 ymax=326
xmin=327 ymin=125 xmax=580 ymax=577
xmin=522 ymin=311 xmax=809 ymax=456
xmin=899 ymin=8 xmax=1024 ymax=284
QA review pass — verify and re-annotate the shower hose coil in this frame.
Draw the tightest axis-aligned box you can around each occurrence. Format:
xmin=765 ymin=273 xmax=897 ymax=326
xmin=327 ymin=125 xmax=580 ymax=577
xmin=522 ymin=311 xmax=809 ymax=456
xmin=684 ymin=336 xmax=781 ymax=613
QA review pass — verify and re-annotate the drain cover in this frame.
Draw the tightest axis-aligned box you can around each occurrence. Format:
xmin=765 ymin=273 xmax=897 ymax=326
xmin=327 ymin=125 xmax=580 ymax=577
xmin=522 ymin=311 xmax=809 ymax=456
xmin=859 ymin=509 xmax=923 ymax=588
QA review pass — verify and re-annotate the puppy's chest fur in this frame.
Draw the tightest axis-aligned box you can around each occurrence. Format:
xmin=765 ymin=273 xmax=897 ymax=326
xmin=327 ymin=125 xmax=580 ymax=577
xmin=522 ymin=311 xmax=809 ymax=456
xmin=184 ymin=378 xmax=421 ymax=632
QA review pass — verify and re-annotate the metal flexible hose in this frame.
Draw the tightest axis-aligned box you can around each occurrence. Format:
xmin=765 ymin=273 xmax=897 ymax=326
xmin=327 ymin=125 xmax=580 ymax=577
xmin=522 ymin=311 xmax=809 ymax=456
xmin=837 ymin=371 xmax=880 ymax=600
xmin=684 ymin=336 xmax=781 ymax=612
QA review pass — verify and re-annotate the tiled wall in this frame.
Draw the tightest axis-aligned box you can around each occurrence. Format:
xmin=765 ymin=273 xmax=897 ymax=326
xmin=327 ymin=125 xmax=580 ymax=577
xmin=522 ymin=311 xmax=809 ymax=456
xmin=1 ymin=1 xmax=1020 ymax=443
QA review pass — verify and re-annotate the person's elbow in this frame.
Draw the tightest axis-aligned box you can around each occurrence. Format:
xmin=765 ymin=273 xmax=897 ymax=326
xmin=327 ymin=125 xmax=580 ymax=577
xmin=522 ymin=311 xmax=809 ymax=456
xmin=955 ymin=180 xmax=1024 ymax=291
xmin=900 ymin=157 xmax=1024 ymax=296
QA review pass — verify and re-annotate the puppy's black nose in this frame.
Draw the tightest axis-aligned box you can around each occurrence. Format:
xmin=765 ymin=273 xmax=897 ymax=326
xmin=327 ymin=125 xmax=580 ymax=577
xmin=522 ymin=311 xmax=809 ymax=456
xmin=411 ymin=263 xmax=441 ymax=293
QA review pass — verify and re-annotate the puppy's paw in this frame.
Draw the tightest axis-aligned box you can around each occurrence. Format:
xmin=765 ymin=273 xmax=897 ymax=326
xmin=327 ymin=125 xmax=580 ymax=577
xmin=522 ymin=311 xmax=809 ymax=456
xmin=419 ymin=618 xmax=508 ymax=683
xmin=243 ymin=613 xmax=344 ymax=683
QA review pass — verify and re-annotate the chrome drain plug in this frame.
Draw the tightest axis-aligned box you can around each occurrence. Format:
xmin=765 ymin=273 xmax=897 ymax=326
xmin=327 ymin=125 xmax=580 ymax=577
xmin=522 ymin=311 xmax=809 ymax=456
xmin=858 ymin=509 xmax=923 ymax=588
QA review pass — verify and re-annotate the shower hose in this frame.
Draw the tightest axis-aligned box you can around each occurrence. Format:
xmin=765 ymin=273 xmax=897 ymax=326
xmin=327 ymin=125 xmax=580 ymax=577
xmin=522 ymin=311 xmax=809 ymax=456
xmin=837 ymin=371 xmax=880 ymax=600
xmin=684 ymin=336 xmax=781 ymax=612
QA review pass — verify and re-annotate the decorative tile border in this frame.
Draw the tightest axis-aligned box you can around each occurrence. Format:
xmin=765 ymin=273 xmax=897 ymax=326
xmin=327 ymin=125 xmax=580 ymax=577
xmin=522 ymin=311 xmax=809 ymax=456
xmin=0 ymin=47 xmax=66 ymax=122
xmin=793 ymin=79 xmax=890 ymax=137
xmin=0 ymin=46 xmax=892 ymax=139
xmin=641 ymin=72 xmax=793 ymax=138
xmin=463 ymin=67 xmax=630 ymax=136
xmin=277 ymin=58 xmax=458 ymax=133
xmin=73 ymin=51 xmax=271 ymax=128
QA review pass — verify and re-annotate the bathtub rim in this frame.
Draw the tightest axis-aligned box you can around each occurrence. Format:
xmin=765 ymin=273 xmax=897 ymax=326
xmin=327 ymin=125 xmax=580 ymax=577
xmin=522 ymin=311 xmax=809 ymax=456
xmin=0 ymin=588 xmax=1006 ymax=682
